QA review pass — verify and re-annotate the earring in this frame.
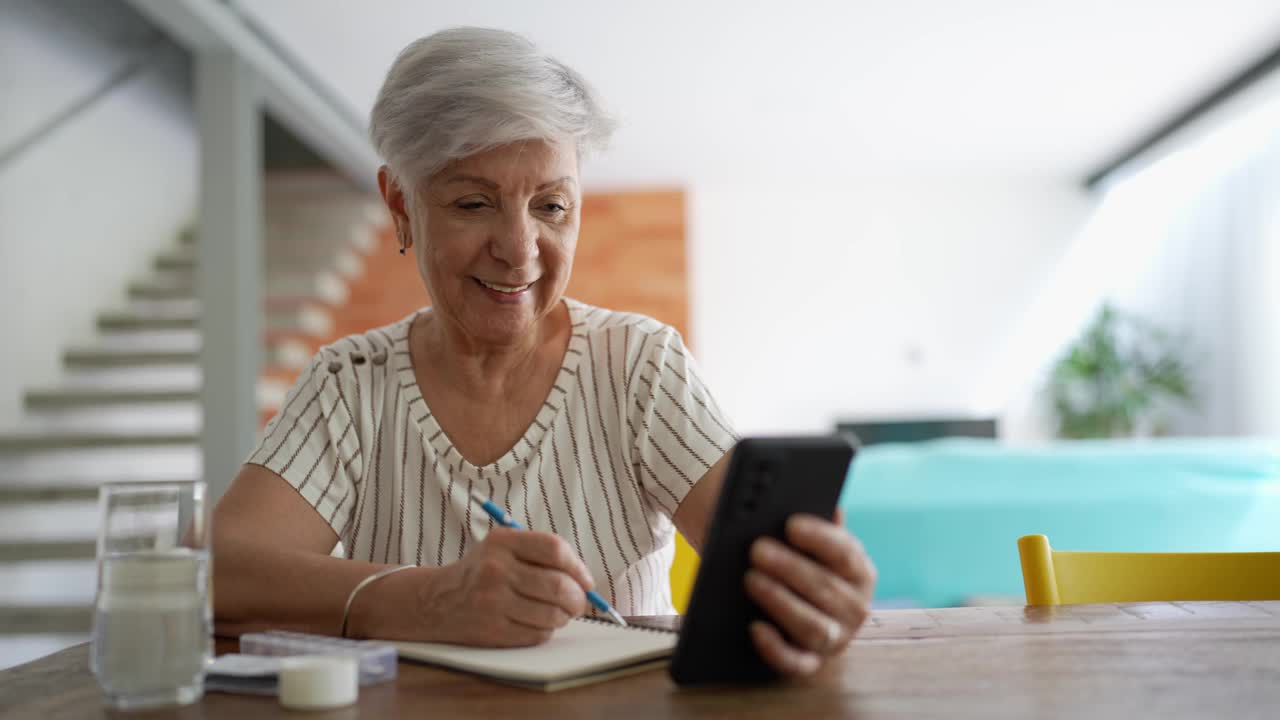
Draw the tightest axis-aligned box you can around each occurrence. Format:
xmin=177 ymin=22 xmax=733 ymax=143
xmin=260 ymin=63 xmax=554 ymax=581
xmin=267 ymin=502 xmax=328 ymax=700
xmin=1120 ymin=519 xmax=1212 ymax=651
xmin=397 ymin=230 xmax=407 ymax=255
xmin=399 ymin=246 xmax=406 ymax=255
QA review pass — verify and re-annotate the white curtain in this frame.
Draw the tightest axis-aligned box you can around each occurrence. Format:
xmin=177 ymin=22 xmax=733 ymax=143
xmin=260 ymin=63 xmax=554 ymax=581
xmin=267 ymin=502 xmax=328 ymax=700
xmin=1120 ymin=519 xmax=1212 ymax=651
xmin=1107 ymin=134 xmax=1280 ymax=435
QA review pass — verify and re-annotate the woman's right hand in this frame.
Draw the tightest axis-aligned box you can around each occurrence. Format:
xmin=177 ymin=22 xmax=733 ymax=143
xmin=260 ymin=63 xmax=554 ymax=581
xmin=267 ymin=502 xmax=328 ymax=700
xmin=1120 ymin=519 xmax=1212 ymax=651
xmin=381 ymin=527 xmax=595 ymax=647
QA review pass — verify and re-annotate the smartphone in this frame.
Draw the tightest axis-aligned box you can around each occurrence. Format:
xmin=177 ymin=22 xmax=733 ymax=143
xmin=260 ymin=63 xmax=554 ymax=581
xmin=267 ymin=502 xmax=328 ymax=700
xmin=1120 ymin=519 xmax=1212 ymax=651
xmin=669 ymin=435 xmax=856 ymax=685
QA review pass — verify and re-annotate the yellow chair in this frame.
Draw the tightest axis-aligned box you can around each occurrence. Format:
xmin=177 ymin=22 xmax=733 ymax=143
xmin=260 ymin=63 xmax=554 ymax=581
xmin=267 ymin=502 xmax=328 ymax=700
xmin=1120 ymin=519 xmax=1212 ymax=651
xmin=1018 ymin=534 xmax=1280 ymax=606
xmin=670 ymin=533 xmax=699 ymax=613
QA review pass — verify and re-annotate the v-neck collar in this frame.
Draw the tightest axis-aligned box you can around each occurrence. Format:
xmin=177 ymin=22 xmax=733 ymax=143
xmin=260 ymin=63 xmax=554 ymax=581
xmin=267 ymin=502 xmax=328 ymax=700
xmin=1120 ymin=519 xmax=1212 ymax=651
xmin=394 ymin=298 xmax=588 ymax=477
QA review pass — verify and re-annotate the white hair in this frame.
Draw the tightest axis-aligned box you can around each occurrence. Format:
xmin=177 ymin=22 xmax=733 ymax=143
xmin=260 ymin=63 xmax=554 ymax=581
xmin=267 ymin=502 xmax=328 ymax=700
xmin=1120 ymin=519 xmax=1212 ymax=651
xmin=369 ymin=27 xmax=616 ymax=188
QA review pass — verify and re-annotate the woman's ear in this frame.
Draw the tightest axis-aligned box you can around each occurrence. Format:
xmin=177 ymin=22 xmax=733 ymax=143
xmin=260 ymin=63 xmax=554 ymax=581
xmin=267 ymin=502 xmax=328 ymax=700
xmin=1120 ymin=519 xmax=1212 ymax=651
xmin=377 ymin=166 xmax=414 ymax=252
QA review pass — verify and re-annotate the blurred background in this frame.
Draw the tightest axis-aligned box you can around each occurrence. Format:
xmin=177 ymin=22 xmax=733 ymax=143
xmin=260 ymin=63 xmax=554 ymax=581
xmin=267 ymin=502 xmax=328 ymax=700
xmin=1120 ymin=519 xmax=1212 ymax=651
xmin=1 ymin=0 xmax=1278 ymax=668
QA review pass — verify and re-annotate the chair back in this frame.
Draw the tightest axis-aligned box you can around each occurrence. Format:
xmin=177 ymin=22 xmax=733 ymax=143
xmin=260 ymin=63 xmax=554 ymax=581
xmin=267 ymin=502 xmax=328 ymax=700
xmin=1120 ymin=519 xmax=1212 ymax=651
xmin=1017 ymin=534 xmax=1280 ymax=605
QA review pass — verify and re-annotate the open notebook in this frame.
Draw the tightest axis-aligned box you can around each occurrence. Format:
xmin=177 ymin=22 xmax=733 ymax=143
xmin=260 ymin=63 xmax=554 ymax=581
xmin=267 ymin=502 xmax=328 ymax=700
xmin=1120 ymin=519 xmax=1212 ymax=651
xmin=391 ymin=617 xmax=677 ymax=691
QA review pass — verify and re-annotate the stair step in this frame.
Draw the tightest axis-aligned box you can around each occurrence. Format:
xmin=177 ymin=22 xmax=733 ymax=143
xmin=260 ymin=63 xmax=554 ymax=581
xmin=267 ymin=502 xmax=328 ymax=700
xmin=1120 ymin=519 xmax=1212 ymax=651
xmin=98 ymin=306 xmax=333 ymax=337
xmin=98 ymin=310 xmax=196 ymax=332
xmin=129 ymin=269 xmax=349 ymax=305
xmin=0 ymin=476 xmax=195 ymax=504
xmin=94 ymin=329 xmax=200 ymax=352
xmin=26 ymin=388 xmax=200 ymax=407
xmin=259 ymin=371 xmax=296 ymax=410
xmin=269 ymin=337 xmax=315 ymax=369
xmin=25 ymin=386 xmax=285 ymax=416
xmin=0 ymin=431 xmax=197 ymax=451
xmin=0 ymin=502 xmax=97 ymax=541
xmin=64 ymin=344 xmax=307 ymax=378
xmin=0 ymin=484 xmax=99 ymax=504
xmin=61 ymin=365 xmax=201 ymax=390
xmin=0 ymin=540 xmax=96 ymax=564
xmin=127 ymin=297 xmax=200 ymax=317
xmin=0 ymin=505 xmax=160 ymax=563
xmin=264 ymin=246 xmax=364 ymax=278
xmin=0 ymin=445 xmax=199 ymax=485
xmin=154 ymin=246 xmax=356 ymax=276
xmin=268 ymin=304 xmax=334 ymax=337
xmin=64 ymin=347 xmax=197 ymax=368
xmin=0 ymin=606 xmax=92 ymax=635
xmin=0 ymin=561 xmax=96 ymax=607
xmin=154 ymin=248 xmax=195 ymax=271
xmin=19 ymin=403 xmax=200 ymax=434
xmin=0 ymin=560 xmax=95 ymax=636
xmin=266 ymin=221 xmax=379 ymax=257
xmin=45 ymin=372 xmax=291 ymax=414
xmin=127 ymin=279 xmax=194 ymax=301
xmin=0 ymin=504 xmax=99 ymax=562
xmin=270 ymin=270 xmax=349 ymax=305
xmin=24 ymin=389 xmax=201 ymax=432
xmin=0 ymin=634 xmax=89 ymax=670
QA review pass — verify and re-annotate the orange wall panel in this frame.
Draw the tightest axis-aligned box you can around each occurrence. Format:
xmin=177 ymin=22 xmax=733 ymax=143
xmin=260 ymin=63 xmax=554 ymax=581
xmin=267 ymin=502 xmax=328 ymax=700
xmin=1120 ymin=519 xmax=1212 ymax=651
xmin=568 ymin=189 xmax=689 ymax=342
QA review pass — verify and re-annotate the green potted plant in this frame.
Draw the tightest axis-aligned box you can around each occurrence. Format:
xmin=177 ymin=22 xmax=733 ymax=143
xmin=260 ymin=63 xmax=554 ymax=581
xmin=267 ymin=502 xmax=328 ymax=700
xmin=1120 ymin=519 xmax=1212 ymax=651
xmin=1049 ymin=304 xmax=1197 ymax=439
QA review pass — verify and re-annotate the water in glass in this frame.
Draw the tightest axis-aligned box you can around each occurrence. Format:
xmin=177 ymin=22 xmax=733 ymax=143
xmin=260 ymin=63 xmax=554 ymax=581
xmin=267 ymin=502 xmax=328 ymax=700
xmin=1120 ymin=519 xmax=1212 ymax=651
xmin=90 ymin=481 xmax=210 ymax=710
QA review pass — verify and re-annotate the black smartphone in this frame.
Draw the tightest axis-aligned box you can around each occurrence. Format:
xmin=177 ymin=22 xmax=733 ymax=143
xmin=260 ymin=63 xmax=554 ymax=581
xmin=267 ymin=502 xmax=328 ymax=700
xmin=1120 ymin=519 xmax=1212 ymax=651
xmin=669 ymin=435 xmax=856 ymax=686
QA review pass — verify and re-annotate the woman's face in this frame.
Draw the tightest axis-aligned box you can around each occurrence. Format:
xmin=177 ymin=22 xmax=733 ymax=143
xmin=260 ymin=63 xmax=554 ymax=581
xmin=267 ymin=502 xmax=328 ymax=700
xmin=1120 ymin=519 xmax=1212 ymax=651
xmin=407 ymin=140 xmax=580 ymax=346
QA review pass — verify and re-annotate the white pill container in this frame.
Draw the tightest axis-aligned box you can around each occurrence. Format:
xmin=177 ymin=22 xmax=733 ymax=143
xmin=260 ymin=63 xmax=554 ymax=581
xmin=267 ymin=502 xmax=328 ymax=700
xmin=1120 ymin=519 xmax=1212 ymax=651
xmin=277 ymin=656 xmax=359 ymax=710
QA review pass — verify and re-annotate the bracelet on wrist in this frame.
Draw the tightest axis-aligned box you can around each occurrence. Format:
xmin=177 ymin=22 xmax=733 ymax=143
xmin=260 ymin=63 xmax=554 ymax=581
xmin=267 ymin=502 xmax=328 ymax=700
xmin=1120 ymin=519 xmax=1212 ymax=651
xmin=340 ymin=564 xmax=416 ymax=638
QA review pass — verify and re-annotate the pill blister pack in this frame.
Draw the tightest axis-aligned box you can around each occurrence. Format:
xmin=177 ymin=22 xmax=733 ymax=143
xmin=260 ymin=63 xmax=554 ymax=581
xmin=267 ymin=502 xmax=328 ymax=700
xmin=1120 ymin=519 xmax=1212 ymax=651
xmin=238 ymin=630 xmax=398 ymax=685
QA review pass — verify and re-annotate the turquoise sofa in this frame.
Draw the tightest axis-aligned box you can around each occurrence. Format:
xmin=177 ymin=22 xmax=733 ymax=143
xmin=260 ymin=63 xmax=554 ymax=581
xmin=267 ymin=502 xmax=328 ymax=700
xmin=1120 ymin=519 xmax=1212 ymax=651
xmin=838 ymin=438 xmax=1280 ymax=608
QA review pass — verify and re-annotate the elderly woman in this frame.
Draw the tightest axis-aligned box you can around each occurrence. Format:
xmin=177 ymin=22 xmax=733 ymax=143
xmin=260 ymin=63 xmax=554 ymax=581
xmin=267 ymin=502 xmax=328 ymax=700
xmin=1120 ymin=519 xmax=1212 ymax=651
xmin=213 ymin=27 xmax=875 ymax=677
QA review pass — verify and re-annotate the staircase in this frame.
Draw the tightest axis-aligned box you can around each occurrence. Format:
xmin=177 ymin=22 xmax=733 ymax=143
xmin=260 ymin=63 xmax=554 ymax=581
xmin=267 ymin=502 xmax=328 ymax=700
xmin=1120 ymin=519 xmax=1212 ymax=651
xmin=0 ymin=174 xmax=386 ymax=669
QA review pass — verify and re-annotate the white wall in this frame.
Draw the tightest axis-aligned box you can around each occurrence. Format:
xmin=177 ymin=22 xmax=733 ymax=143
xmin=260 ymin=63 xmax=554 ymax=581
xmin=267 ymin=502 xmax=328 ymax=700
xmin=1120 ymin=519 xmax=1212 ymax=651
xmin=689 ymin=177 xmax=1092 ymax=436
xmin=0 ymin=0 xmax=198 ymax=428
xmin=992 ymin=69 xmax=1280 ymax=441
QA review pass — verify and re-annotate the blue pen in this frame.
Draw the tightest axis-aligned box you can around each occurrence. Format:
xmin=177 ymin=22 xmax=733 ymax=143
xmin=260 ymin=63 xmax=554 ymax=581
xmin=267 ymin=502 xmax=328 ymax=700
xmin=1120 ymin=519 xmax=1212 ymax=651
xmin=468 ymin=489 xmax=628 ymax=627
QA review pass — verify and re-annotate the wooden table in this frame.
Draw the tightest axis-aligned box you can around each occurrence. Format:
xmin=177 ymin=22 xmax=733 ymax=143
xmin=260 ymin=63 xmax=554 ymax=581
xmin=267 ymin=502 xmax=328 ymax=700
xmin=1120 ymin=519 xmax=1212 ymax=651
xmin=2 ymin=602 xmax=1278 ymax=719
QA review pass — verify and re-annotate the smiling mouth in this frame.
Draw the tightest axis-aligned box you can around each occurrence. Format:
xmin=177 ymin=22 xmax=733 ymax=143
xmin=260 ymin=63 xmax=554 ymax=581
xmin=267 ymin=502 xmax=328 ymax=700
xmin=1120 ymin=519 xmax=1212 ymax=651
xmin=476 ymin=278 xmax=534 ymax=294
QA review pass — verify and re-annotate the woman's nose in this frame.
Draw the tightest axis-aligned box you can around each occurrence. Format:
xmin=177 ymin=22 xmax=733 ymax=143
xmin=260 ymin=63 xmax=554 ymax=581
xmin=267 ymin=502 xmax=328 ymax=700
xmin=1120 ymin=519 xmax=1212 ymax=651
xmin=490 ymin=209 xmax=538 ymax=268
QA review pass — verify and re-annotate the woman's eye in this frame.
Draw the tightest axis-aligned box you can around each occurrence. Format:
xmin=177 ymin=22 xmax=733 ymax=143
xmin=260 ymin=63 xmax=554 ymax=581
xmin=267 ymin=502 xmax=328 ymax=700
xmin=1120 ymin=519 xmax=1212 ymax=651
xmin=457 ymin=201 xmax=489 ymax=210
xmin=540 ymin=203 xmax=567 ymax=213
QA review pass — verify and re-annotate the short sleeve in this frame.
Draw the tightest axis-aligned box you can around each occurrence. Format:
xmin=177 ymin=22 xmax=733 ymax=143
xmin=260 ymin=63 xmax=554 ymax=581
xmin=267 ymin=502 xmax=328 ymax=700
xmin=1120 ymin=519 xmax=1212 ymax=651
xmin=246 ymin=353 xmax=364 ymax=538
xmin=627 ymin=328 xmax=738 ymax=517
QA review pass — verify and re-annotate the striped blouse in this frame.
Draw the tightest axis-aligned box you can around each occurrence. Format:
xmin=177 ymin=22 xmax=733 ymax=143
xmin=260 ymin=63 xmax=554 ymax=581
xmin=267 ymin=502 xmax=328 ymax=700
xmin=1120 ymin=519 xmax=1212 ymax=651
xmin=246 ymin=298 xmax=737 ymax=615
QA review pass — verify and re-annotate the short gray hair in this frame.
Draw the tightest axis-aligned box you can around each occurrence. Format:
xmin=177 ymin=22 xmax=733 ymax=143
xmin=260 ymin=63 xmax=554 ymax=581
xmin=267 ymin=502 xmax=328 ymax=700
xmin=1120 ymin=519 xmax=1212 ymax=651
xmin=369 ymin=27 xmax=616 ymax=187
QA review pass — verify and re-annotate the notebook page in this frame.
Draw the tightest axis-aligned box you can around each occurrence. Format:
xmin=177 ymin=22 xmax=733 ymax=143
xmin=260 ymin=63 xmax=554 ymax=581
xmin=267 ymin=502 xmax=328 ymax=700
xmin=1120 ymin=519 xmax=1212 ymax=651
xmin=391 ymin=618 xmax=676 ymax=683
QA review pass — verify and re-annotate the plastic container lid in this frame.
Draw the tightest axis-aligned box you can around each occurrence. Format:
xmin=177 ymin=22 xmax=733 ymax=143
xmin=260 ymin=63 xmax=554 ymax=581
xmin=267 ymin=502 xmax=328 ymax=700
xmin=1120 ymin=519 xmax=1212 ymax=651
xmin=239 ymin=630 xmax=398 ymax=686
xmin=277 ymin=656 xmax=358 ymax=710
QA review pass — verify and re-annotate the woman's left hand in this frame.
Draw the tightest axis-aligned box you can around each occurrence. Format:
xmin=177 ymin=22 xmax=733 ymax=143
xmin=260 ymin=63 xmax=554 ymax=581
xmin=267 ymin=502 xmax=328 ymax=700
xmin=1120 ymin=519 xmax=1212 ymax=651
xmin=744 ymin=511 xmax=876 ymax=676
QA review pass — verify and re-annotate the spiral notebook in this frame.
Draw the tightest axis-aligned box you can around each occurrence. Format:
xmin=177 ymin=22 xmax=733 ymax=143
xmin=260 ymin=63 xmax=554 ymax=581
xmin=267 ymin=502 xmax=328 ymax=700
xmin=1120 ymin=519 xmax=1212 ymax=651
xmin=390 ymin=617 xmax=677 ymax=691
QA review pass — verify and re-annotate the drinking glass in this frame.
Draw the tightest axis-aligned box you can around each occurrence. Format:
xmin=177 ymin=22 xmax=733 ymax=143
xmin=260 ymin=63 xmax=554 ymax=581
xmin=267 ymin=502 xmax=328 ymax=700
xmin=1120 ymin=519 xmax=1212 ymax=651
xmin=90 ymin=481 xmax=211 ymax=709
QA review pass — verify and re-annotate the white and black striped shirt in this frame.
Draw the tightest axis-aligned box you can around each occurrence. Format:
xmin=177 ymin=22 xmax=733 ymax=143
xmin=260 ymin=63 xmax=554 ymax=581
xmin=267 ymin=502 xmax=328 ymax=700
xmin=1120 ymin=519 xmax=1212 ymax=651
xmin=247 ymin=298 xmax=737 ymax=615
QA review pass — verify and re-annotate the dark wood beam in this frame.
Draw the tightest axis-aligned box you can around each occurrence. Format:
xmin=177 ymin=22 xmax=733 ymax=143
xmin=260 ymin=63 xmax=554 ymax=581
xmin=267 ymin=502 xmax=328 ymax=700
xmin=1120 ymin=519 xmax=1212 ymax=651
xmin=1084 ymin=38 xmax=1280 ymax=189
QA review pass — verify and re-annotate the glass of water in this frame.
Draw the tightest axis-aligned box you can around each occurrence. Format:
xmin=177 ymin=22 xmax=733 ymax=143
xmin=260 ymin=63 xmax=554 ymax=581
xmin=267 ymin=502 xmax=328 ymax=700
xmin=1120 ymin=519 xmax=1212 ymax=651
xmin=90 ymin=481 xmax=211 ymax=710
